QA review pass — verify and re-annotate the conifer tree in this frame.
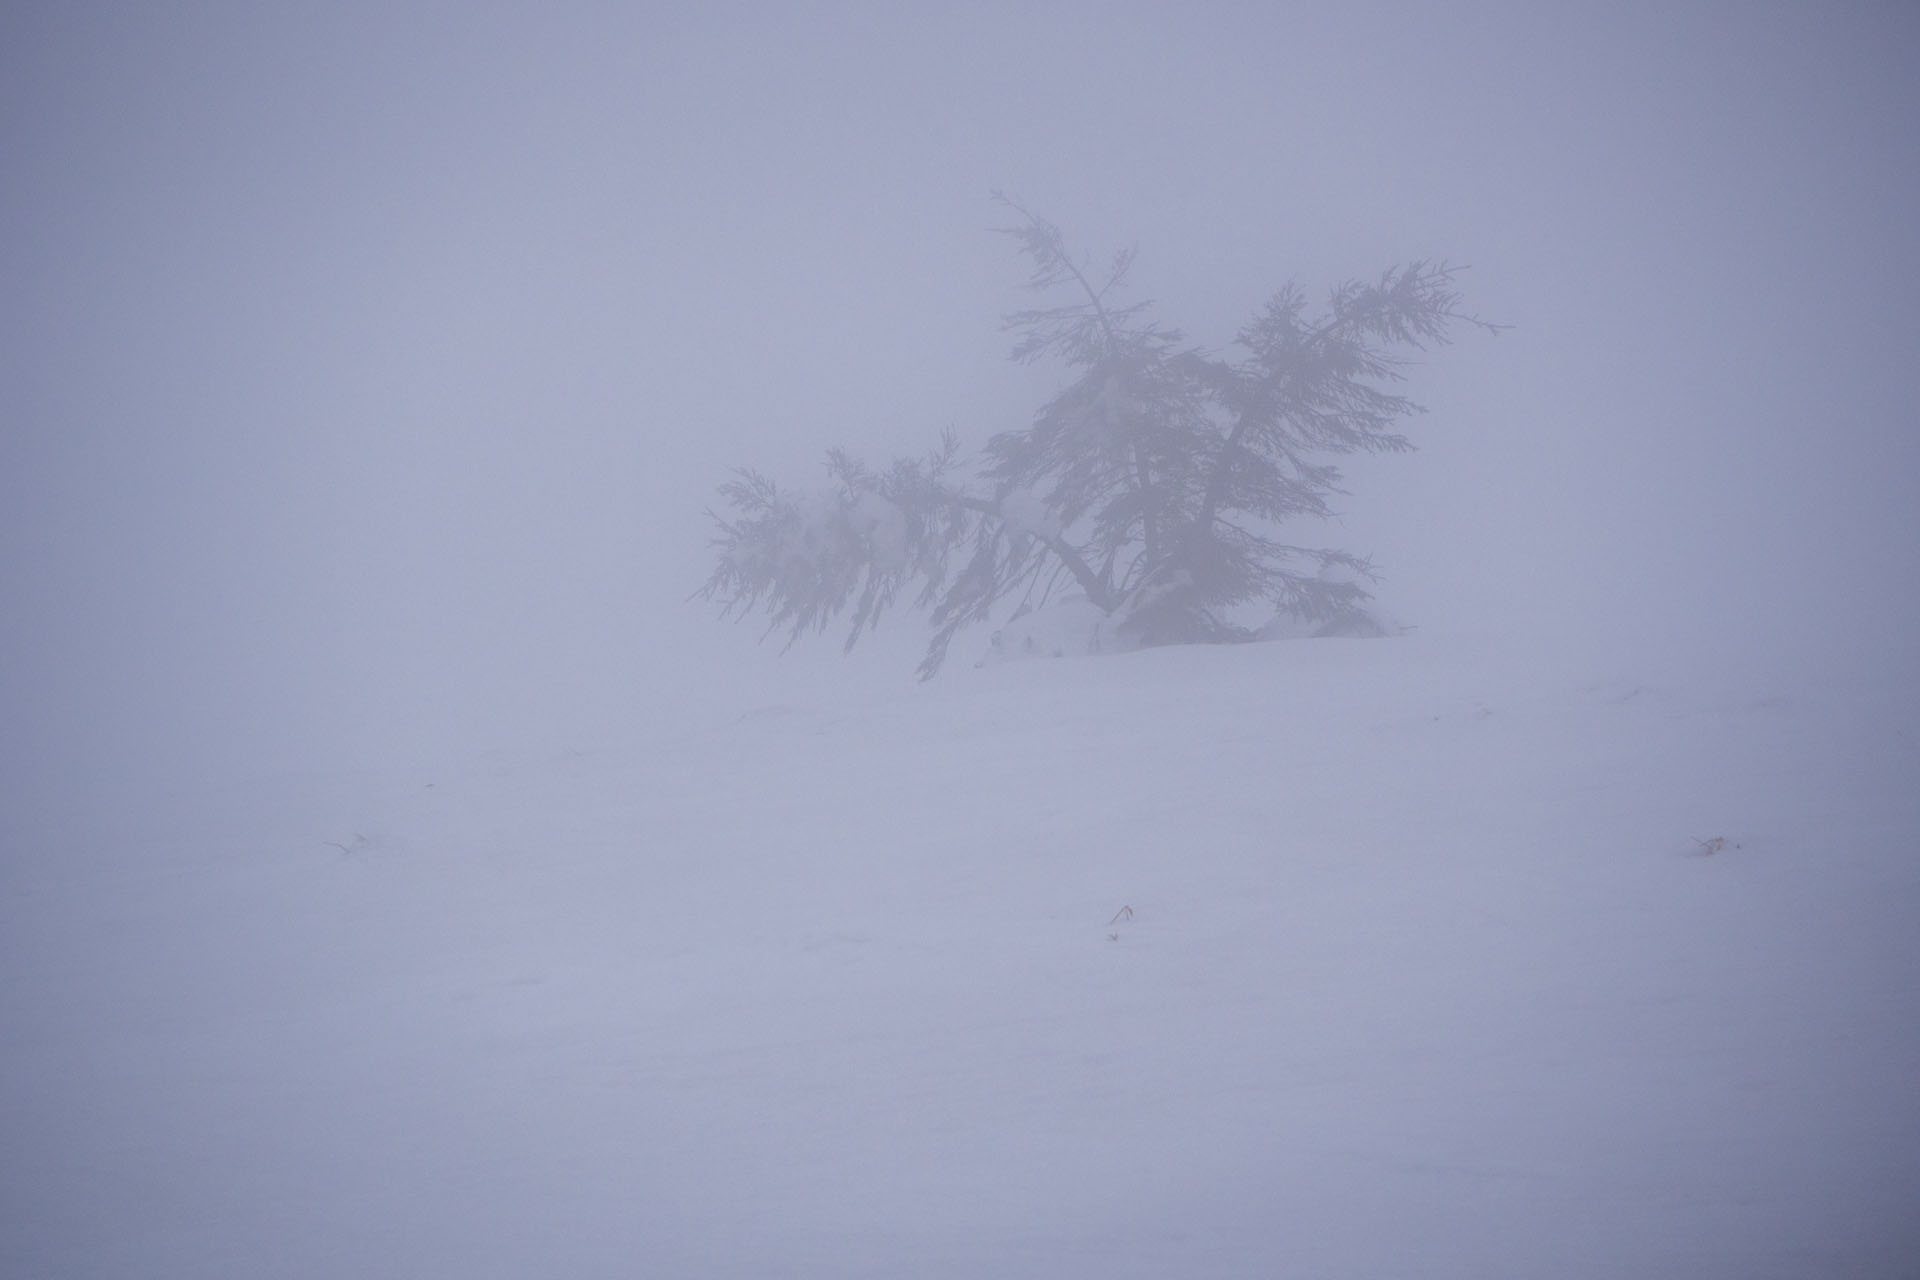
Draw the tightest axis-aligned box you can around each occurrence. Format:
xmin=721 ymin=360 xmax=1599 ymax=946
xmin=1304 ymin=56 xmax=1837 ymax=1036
xmin=699 ymin=200 xmax=1494 ymax=677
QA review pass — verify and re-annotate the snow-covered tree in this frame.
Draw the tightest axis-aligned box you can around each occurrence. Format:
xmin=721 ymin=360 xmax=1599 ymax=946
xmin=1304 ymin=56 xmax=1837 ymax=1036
xmin=699 ymin=200 xmax=1495 ymax=677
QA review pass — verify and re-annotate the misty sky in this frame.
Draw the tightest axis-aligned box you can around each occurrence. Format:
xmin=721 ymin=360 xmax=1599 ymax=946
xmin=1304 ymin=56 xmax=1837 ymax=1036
xmin=4 ymin=2 xmax=1916 ymax=799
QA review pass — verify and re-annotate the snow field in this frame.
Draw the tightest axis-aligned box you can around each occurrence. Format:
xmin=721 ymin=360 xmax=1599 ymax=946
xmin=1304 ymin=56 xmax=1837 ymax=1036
xmin=3 ymin=636 xmax=1916 ymax=1277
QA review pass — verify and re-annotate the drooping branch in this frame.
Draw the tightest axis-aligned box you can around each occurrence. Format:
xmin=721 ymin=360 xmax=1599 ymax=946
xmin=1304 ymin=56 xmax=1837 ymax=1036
xmin=952 ymin=491 xmax=1116 ymax=612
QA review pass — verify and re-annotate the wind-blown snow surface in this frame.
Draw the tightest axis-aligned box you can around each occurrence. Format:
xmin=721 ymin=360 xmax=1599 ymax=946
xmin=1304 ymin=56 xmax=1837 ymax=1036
xmin=4 ymin=637 xmax=1917 ymax=1278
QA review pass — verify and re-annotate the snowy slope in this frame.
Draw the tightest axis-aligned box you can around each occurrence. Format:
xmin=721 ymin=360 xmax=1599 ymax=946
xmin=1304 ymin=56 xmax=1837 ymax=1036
xmin=4 ymin=636 xmax=1917 ymax=1279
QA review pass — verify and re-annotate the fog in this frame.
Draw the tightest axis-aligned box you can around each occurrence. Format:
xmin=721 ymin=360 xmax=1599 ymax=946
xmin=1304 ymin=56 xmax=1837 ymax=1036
xmin=5 ymin=2 xmax=1916 ymax=800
